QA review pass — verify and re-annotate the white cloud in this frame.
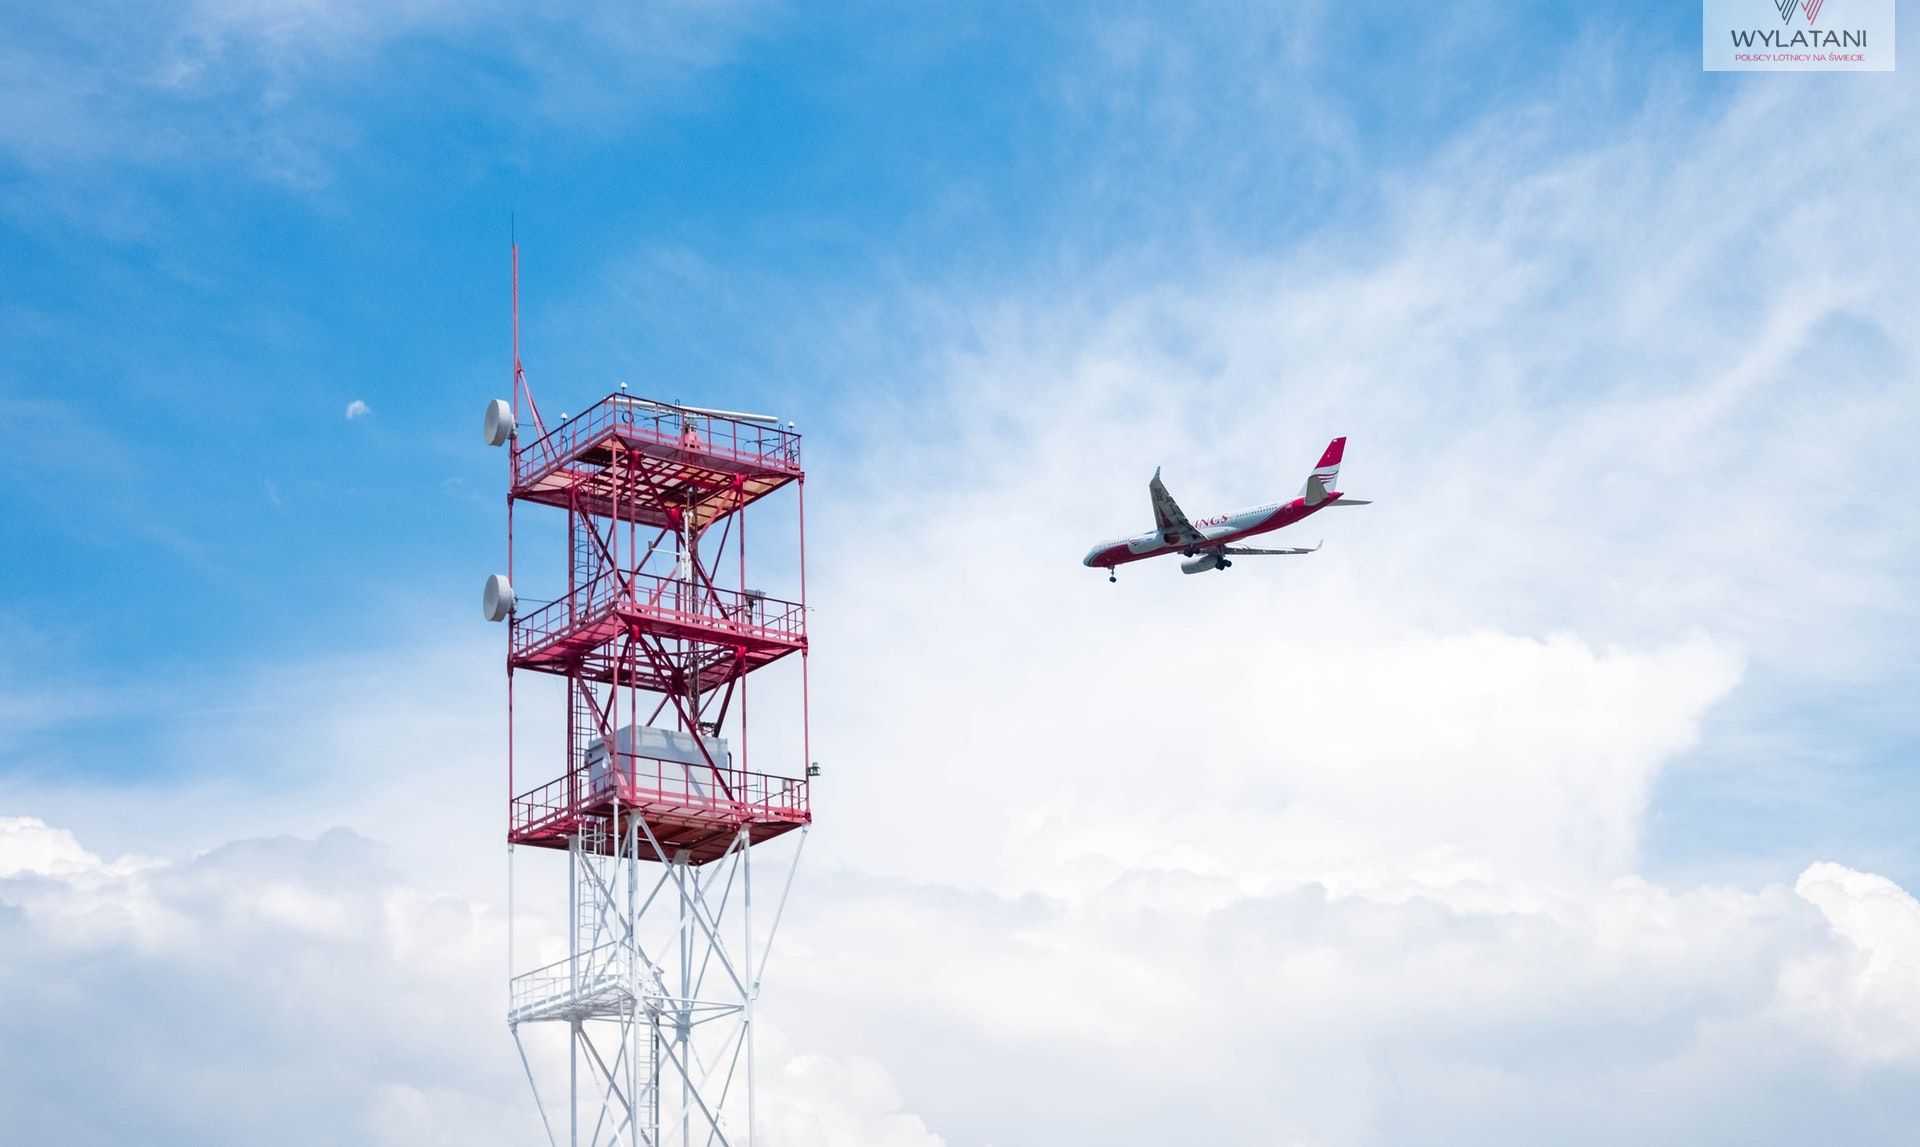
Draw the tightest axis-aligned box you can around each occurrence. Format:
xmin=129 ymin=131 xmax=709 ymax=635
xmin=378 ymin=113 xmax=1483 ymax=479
xmin=345 ymin=398 xmax=371 ymax=419
xmin=0 ymin=816 xmax=118 ymax=878
xmin=0 ymin=819 xmax=528 ymax=1145
xmin=757 ymin=1029 xmax=948 ymax=1147
xmin=6 ymin=811 xmax=1915 ymax=1146
xmin=0 ymin=817 xmax=936 ymax=1147
xmin=1786 ymin=862 xmax=1920 ymax=1063
xmin=768 ymin=859 xmax=1920 ymax=1146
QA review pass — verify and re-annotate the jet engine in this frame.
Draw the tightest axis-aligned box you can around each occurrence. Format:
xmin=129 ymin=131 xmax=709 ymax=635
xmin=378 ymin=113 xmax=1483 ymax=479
xmin=1180 ymin=552 xmax=1231 ymax=575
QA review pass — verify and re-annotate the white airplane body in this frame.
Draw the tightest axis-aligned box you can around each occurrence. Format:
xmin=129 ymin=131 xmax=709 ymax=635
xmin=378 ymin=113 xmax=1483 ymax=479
xmin=1082 ymin=437 xmax=1368 ymax=580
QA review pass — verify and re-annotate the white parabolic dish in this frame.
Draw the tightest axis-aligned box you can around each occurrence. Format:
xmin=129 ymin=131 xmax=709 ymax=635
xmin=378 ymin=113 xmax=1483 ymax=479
xmin=483 ymin=574 xmax=516 ymax=622
xmin=483 ymin=398 xmax=515 ymax=447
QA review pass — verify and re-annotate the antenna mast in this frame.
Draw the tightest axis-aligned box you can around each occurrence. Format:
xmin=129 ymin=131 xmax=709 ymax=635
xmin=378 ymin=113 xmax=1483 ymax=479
xmin=511 ymin=236 xmax=548 ymax=438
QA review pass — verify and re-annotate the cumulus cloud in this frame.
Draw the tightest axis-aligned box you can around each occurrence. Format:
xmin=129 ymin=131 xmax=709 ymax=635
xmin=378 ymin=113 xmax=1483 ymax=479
xmin=767 ymin=861 xmax=1920 ymax=1146
xmin=5 ymin=809 xmax=1917 ymax=1146
xmin=0 ymin=818 xmax=528 ymax=1145
xmin=757 ymin=1028 xmax=948 ymax=1147
xmin=1787 ymin=863 xmax=1920 ymax=1063
xmin=345 ymin=398 xmax=371 ymax=420
xmin=0 ymin=815 xmax=141 ymax=879
xmin=0 ymin=817 xmax=939 ymax=1147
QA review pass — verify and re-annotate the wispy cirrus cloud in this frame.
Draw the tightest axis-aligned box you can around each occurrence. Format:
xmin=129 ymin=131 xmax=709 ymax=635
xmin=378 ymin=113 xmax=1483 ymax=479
xmin=0 ymin=0 xmax=777 ymax=195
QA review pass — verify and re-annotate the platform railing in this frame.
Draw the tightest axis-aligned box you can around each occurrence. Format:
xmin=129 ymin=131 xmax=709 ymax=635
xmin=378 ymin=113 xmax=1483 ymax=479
xmin=513 ymin=394 xmax=801 ymax=486
xmin=509 ymin=940 xmax=631 ymax=1021
xmin=509 ymin=572 xmax=623 ymax=660
xmin=510 ymin=570 xmax=805 ymax=661
xmin=510 ymin=752 xmax=811 ymax=842
xmin=509 ymin=770 xmax=579 ymax=840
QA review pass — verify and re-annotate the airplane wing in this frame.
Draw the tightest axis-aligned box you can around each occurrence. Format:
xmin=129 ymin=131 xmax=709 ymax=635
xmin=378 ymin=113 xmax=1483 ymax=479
xmin=1149 ymin=468 xmax=1206 ymax=548
xmin=1220 ymin=541 xmax=1322 ymax=556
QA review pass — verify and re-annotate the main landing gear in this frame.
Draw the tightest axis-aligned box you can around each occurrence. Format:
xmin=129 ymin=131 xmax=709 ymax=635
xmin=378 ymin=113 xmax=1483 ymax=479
xmin=1108 ymin=570 xmax=1117 ymax=584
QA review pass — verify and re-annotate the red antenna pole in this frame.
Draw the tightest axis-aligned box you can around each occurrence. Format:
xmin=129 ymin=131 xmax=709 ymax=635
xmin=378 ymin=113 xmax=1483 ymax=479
xmin=511 ymin=240 xmax=520 ymax=420
xmin=511 ymin=238 xmax=548 ymax=437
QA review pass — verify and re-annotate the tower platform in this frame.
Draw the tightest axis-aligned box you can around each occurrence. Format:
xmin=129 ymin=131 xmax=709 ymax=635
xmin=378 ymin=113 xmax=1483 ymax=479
xmin=509 ymin=571 xmax=805 ymax=688
xmin=510 ymin=755 xmax=810 ymax=865
xmin=511 ymin=394 xmax=801 ymax=530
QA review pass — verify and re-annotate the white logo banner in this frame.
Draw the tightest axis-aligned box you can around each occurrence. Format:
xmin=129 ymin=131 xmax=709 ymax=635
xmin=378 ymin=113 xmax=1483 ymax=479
xmin=1704 ymin=0 xmax=1896 ymax=70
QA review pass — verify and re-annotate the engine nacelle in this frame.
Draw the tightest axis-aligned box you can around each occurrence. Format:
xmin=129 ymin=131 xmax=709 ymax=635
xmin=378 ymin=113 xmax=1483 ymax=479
xmin=1180 ymin=552 xmax=1227 ymax=575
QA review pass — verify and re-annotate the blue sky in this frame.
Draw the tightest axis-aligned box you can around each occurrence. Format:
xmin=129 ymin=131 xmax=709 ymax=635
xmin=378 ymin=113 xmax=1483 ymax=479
xmin=2 ymin=3 xmax=1917 ymax=1144
xmin=1 ymin=1 xmax=1899 ymax=866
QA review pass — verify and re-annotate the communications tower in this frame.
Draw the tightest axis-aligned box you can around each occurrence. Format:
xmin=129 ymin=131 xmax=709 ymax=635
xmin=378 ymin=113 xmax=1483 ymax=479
xmin=484 ymin=248 xmax=812 ymax=1146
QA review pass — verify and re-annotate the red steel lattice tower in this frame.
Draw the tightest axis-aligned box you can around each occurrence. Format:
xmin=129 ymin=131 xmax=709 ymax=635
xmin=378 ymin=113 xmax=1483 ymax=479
xmin=486 ymin=246 xmax=812 ymax=1146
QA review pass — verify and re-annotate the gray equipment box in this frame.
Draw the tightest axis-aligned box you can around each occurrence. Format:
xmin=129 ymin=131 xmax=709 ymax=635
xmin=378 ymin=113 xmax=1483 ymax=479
xmin=586 ymin=725 xmax=731 ymax=798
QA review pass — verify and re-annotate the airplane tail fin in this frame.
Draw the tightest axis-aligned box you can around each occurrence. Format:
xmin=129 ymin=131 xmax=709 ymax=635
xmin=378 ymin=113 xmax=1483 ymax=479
xmin=1299 ymin=437 xmax=1346 ymax=505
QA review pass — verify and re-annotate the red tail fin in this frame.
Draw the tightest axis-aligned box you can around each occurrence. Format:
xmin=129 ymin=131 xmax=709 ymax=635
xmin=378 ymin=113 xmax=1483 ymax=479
xmin=1300 ymin=437 xmax=1346 ymax=501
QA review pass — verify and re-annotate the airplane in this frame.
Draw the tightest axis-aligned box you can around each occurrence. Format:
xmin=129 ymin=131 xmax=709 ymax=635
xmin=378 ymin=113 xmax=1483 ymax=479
xmin=1082 ymin=437 xmax=1369 ymax=582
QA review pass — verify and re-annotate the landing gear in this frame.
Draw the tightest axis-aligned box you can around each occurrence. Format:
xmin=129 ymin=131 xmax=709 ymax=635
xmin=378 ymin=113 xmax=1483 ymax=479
xmin=1218 ymin=559 xmax=1232 ymax=570
xmin=1108 ymin=570 xmax=1117 ymax=584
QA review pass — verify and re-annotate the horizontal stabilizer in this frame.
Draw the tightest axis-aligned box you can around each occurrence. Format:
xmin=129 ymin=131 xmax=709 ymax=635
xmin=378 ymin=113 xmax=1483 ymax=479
xmin=1328 ymin=498 xmax=1371 ymax=506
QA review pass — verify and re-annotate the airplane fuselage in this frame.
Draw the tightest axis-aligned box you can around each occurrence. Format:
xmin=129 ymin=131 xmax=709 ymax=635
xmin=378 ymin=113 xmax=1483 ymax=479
xmin=1081 ymin=492 xmax=1342 ymax=569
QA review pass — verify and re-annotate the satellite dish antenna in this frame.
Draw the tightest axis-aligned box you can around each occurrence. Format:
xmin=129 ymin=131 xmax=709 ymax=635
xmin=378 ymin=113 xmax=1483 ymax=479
xmin=482 ymin=574 xmax=516 ymax=622
xmin=483 ymin=399 xmax=515 ymax=447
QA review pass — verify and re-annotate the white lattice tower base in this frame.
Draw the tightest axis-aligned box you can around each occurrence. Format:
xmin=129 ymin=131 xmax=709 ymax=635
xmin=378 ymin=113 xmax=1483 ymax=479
xmin=510 ymin=815 xmax=805 ymax=1147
